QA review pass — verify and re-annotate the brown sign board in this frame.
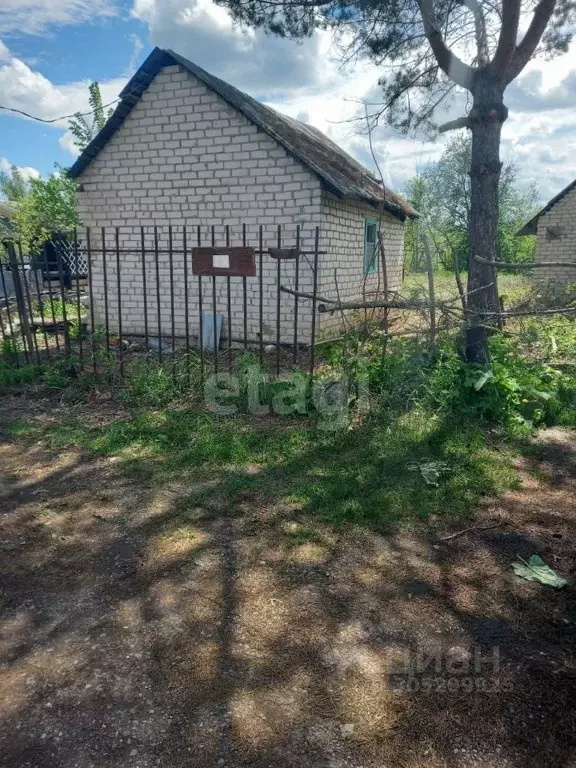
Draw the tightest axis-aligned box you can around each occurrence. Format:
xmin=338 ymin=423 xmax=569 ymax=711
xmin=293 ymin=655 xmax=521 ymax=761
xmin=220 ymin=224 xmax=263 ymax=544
xmin=191 ymin=247 xmax=256 ymax=277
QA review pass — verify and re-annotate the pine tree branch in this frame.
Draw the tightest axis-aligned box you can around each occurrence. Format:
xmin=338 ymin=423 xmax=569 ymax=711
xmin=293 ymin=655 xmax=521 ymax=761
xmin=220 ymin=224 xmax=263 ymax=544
xmin=490 ymin=0 xmax=522 ymax=77
xmin=417 ymin=0 xmax=476 ymax=89
xmin=505 ymin=0 xmax=557 ymax=82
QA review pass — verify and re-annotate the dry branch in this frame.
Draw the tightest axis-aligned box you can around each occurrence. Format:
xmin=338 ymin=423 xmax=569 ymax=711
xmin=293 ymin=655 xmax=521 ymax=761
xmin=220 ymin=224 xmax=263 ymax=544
xmin=475 ymin=255 xmax=576 ymax=270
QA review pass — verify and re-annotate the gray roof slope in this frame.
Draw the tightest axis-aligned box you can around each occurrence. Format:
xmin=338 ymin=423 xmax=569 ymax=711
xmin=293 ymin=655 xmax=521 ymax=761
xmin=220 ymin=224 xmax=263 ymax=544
xmin=517 ymin=178 xmax=576 ymax=236
xmin=0 ymin=200 xmax=16 ymax=219
xmin=69 ymin=47 xmax=417 ymax=221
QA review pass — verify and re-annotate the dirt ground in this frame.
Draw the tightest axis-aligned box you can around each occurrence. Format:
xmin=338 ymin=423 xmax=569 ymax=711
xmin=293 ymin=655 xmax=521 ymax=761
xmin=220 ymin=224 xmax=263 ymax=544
xmin=0 ymin=395 xmax=575 ymax=768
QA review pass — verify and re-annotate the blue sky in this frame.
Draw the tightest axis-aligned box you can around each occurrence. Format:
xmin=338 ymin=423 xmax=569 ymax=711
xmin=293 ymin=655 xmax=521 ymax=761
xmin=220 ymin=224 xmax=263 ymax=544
xmin=1 ymin=0 xmax=575 ymax=201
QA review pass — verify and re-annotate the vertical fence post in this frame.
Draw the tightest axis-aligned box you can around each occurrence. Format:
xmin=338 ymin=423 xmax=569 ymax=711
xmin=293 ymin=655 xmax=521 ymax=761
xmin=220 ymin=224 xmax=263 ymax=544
xmin=115 ymin=228 xmax=124 ymax=377
xmin=211 ymin=225 xmax=218 ymax=375
xmin=242 ymin=223 xmax=248 ymax=351
xmin=309 ymin=227 xmax=320 ymax=378
xmin=183 ymin=226 xmax=190 ymax=386
xmin=276 ymin=224 xmax=282 ymax=376
xmin=293 ymin=225 xmax=300 ymax=365
xmin=140 ymin=226 xmax=149 ymax=362
xmin=73 ymin=229 xmax=83 ymax=363
xmin=86 ymin=228 xmax=97 ymax=377
xmin=197 ymin=225 xmax=204 ymax=385
xmin=258 ymin=225 xmax=264 ymax=365
xmin=154 ymin=225 xmax=162 ymax=363
xmin=55 ymin=240 xmax=71 ymax=357
xmin=102 ymin=227 xmax=110 ymax=359
xmin=43 ymin=243 xmax=61 ymax=355
xmin=8 ymin=242 xmax=31 ymax=363
xmin=226 ymin=224 xmax=232 ymax=373
xmin=0 ymin=256 xmax=18 ymax=364
xmin=30 ymin=251 xmax=51 ymax=361
xmin=5 ymin=241 xmax=33 ymax=362
xmin=16 ymin=241 xmax=40 ymax=364
xmin=168 ymin=225 xmax=176 ymax=382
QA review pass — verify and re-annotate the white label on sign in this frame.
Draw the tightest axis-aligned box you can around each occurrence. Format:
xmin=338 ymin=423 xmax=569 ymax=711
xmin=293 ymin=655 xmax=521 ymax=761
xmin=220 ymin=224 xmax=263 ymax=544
xmin=213 ymin=253 xmax=230 ymax=269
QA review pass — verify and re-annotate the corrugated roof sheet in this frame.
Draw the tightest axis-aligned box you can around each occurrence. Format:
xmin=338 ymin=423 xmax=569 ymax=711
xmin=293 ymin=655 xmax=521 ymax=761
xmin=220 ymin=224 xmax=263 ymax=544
xmin=69 ymin=47 xmax=417 ymax=221
xmin=517 ymin=178 xmax=576 ymax=236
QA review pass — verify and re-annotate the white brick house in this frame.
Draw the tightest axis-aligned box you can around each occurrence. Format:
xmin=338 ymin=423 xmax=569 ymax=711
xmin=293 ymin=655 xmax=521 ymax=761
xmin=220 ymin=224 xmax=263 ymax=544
xmin=70 ymin=48 xmax=417 ymax=345
xmin=518 ymin=179 xmax=576 ymax=286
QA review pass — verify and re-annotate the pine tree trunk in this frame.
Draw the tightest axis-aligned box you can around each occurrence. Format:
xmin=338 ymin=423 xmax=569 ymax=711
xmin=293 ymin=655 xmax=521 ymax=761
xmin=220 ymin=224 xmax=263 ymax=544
xmin=465 ymin=74 xmax=506 ymax=363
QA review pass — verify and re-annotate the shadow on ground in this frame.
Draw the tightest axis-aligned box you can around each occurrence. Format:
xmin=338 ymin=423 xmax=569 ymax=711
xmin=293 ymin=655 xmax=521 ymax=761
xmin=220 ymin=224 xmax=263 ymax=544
xmin=1 ymin=400 xmax=575 ymax=767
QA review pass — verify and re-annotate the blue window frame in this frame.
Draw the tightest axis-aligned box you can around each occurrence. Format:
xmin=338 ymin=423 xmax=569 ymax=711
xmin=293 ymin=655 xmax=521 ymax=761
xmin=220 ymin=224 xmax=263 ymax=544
xmin=363 ymin=218 xmax=378 ymax=275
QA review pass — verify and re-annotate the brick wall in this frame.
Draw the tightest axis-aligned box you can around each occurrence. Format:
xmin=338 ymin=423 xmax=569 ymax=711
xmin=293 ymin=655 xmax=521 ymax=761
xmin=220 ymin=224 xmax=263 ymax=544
xmin=77 ymin=63 xmax=406 ymax=345
xmin=317 ymin=192 xmax=405 ymax=338
xmin=535 ymin=186 xmax=576 ymax=288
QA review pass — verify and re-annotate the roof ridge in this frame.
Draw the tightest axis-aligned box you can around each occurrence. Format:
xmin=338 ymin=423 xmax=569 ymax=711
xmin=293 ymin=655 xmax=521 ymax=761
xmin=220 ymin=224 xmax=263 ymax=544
xmin=69 ymin=47 xmax=417 ymax=220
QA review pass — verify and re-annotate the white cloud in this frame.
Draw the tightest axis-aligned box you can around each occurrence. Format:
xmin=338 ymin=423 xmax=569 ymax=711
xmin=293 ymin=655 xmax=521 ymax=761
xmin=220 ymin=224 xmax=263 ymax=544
xmin=0 ymin=52 xmax=126 ymax=133
xmin=0 ymin=38 xmax=10 ymax=61
xmin=0 ymin=0 xmax=117 ymax=36
xmin=0 ymin=156 xmax=40 ymax=181
xmin=131 ymin=0 xmax=330 ymax=93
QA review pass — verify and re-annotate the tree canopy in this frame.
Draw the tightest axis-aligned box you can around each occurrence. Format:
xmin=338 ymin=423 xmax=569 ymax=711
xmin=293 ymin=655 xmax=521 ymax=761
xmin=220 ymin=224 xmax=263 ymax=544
xmin=405 ymin=134 xmax=538 ymax=271
xmin=0 ymin=165 xmax=29 ymax=202
xmin=13 ymin=170 xmax=79 ymax=251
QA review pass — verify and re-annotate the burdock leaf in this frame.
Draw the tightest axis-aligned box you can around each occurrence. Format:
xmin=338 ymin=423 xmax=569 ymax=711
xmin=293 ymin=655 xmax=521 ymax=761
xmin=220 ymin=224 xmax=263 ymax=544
xmin=512 ymin=554 xmax=567 ymax=588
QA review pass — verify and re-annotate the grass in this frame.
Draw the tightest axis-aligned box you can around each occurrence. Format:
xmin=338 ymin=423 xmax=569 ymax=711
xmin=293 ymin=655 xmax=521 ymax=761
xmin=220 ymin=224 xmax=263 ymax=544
xmin=403 ymin=269 xmax=533 ymax=305
xmin=8 ymin=406 xmax=519 ymax=532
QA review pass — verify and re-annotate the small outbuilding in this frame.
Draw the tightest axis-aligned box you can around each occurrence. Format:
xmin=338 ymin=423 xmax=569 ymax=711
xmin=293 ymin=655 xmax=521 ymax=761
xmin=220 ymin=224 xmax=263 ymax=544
xmin=518 ymin=178 xmax=576 ymax=286
xmin=70 ymin=47 xmax=417 ymax=345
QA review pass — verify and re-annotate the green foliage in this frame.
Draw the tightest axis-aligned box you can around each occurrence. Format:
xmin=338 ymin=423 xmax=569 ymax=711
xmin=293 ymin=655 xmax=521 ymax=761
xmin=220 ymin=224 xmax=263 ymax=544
xmin=0 ymin=165 xmax=29 ymax=202
xmin=404 ymin=134 xmax=538 ymax=271
xmin=14 ymin=169 xmax=79 ymax=250
xmin=68 ymin=82 xmax=113 ymax=151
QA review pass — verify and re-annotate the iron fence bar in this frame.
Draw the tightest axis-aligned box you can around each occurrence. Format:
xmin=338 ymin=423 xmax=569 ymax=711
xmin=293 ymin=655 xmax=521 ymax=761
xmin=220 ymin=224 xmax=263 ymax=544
xmin=86 ymin=229 xmax=97 ymax=376
xmin=197 ymin=225 xmax=204 ymax=385
xmin=115 ymin=228 xmax=124 ymax=377
xmin=17 ymin=241 xmax=40 ymax=364
xmin=43 ymin=243 xmax=61 ymax=355
xmin=30 ymin=248 xmax=50 ymax=362
xmin=0 ymin=258 xmax=18 ymax=365
xmin=242 ymin=223 xmax=248 ymax=351
xmin=226 ymin=224 xmax=232 ymax=373
xmin=140 ymin=227 xmax=149 ymax=362
xmin=309 ymin=226 xmax=320 ymax=378
xmin=6 ymin=242 xmax=31 ymax=363
xmin=55 ymin=243 xmax=71 ymax=358
xmin=73 ymin=230 xmax=83 ymax=362
xmin=154 ymin=225 xmax=162 ymax=363
xmin=168 ymin=225 xmax=176 ymax=382
xmin=276 ymin=224 xmax=281 ymax=376
xmin=211 ymin=224 xmax=218 ymax=375
xmin=102 ymin=228 xmax=110 ymax=359
xmin=72 ymin=247 xmax=327 ymax=256
xmin=259 ymin=224 xmax=263 ymax=365
xmin=183 ymin=226 xmax=190 ymax=386
xmin=293 ymin=225 xmax=300 ymax=365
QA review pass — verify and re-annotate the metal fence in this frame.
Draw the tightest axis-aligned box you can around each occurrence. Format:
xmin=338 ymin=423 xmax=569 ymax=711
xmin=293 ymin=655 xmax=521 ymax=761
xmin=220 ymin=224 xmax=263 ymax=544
xmin=0 ymin=223 xmax=324 ymax=384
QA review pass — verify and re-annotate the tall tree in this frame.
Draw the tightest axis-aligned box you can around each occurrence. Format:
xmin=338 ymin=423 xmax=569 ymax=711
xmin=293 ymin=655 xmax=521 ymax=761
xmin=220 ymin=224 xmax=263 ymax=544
xmin=216 ymin=0 xmax=574 ymax=359
xmin=0 ymin=165 xmax=29 ymax=202
xmin=68 ymin=82 xmax=112 ymax=151
xmin=15 ymin=169 xmax=79 ymax=251
xmin=406 ymin=134 xmax=538 ymax=270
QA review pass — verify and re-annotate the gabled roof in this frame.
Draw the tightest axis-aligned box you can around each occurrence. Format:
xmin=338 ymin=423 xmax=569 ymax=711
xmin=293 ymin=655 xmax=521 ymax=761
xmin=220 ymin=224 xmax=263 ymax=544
xmin=517 ymin=178 xmax=576 ymax=236
xmin=69 ymin=47 xmax=417 ymax=221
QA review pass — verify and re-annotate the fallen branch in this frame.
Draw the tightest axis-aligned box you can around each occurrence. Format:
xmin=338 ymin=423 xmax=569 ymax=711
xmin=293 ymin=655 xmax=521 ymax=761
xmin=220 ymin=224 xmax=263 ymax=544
xmin=438 ymin=517 xmax=505 ymax=542
xmin=475 ymin=255 xmax=576 ymax=270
